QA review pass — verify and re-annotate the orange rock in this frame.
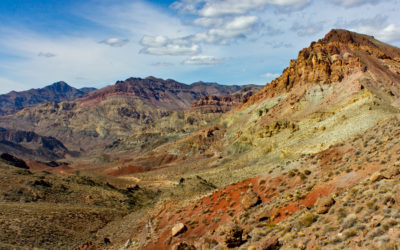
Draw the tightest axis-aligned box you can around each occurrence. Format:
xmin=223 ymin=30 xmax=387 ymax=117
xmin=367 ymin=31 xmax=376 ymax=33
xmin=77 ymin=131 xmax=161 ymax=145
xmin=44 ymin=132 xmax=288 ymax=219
xmin=315 ymin=196 xmax=335 ymax=214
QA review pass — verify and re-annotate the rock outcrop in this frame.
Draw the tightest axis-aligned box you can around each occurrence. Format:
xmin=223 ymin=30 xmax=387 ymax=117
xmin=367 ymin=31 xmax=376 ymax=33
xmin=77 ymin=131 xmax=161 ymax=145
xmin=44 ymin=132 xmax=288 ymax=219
xmin=315 ymin=196 xmax=335 ymax=214
xmin=191 ymin=86 xmax=261 ymax=113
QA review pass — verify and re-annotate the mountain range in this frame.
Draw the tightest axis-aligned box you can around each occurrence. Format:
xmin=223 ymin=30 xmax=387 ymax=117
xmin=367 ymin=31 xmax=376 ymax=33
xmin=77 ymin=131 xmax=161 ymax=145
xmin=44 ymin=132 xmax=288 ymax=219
xmin=0 ymin=78 xmax=260 ymax=157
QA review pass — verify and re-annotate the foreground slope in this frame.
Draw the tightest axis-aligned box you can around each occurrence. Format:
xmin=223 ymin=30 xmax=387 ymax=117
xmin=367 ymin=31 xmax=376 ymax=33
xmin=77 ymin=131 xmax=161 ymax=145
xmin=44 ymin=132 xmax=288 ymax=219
xmin=0 ymin=159 xmax=156 ymax=249
xmin=108 ymin=29 xmax=400 ymax=249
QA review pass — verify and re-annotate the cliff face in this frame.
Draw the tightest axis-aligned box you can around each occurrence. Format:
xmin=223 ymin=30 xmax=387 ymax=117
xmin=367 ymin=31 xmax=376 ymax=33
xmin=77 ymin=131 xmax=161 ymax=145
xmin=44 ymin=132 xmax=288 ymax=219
xmin=247 ymin=29 xmax=400 ymax=106
xmin=191 ymin=87 xmax=261 ymax=113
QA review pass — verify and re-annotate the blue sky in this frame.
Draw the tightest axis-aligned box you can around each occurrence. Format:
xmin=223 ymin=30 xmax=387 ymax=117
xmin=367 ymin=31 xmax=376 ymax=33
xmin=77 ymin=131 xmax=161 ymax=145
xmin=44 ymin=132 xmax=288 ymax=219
xmin=0 ymin=0 xmax=400 ymax=93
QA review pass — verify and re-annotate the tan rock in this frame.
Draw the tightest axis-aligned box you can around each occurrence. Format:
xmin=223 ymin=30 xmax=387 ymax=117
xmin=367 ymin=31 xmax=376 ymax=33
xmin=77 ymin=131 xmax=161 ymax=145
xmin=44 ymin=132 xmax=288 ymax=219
xmin=172 ymin=223 xmax=187 ymax=237
xmin=259 ymin=237 xmax=281 ymax=250
xmin=254 ymin=208 xmax=270 ymax=222
xmin=315 ymin=196 xmax=335 ymax=214
xmin=370 ymin=172 xmax=386 ymax=183
xmin=241 ymin=189 xmax=261 ymax=210
xmin=382 ymin=167 xmax=400 ymax=179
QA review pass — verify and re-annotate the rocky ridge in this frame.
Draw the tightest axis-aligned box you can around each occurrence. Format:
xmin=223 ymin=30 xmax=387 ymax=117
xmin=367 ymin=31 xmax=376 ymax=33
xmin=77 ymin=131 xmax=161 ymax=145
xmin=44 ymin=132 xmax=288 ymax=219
xmin=247 ymin=29 xmax=400 ymax=106
xmin=0 ymin=81 xmax=95 ymax=115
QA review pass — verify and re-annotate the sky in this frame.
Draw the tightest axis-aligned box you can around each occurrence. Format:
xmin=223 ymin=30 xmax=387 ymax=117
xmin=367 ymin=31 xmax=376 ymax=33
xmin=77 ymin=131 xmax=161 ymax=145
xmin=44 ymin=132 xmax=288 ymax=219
xmin=0 ymin=0 xmax=400 ymax=93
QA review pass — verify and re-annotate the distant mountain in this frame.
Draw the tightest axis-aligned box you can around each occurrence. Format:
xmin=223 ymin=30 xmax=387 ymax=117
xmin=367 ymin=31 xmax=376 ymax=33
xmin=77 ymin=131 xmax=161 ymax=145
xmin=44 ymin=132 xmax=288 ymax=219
xmin=0 ymin=81 xmax=96 ymax=115
xmin=0 ymin=77 xmax=257 ymax=153
xmin=191 ymin=86 xmax=262 ymax=113
xmin=0 ymin=127 xmax=72 ymax=161
xmin=79 ymin=76 xmax=249 ymax=111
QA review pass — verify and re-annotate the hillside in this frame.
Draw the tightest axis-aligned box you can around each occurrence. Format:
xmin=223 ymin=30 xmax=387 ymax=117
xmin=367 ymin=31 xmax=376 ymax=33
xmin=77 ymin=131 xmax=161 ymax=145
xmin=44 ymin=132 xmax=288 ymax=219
xmin=0 ymin=81 xmax=96 ymax=115
xmin=0 ymin=127 xmax=72 ymax=161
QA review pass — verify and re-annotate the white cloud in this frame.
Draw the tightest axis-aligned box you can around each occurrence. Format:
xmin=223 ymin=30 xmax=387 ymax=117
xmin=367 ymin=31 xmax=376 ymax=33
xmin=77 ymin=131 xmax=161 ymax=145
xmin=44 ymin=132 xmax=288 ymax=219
xmin=335 ymin=15 xmax=400 ymax=43
xmin=140 ymin=35 xmax=201 ymax=55
xmin=80 ymin=1 xmax=191 ymax=38
xmin=330 ymin=0 xmax=383 ymax=7
xmin=359 ymin=24 xmax=400 ymax=43
xmin=193 ymin=17 xmax=224 ymax=28
xmin=99 ymin=38 xmax=129 ymax=47
xmin=190 ymin=16 xmax=260 ymax=45
xmin=183 ymin=55 xmax=223 ymax=65
xmin=38 ymin=52 xmax=56 ymax=58
xmin=140 ymin=35 xmax=169 ymax=48
xmin=209 ymin=16 xmax=259 ymax=39
xmin=173 ymin=0 xmax=311 ymax=17
xmin=261 ymin=72 xmax=280 ymax=78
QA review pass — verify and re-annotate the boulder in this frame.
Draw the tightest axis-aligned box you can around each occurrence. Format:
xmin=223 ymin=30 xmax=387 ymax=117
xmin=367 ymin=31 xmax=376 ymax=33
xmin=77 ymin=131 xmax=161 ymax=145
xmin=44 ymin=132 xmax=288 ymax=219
xmin=173 ymin=242 xmax=196 ymax=250
xmin=241 ymin=189 xmax=261 ymax=210
xmin=172 ymin=223 xmax=187 ymax=237
xmin=223 ymin=224 xmax=245 ymax=248
xmin=382 ymin=167 xmax=400 ymax=179
xmin=315 ymin=196 xmax=335 ymax=214
xmin=370 ymin=172 xmax=385 ymax=183
xmin=254 ymin=208 xmax=270 ymax=222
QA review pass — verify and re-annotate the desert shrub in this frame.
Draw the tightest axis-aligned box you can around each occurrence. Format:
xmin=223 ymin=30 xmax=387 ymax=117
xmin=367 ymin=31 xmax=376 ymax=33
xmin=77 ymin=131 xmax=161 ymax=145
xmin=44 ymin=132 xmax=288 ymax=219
xmin=298 ymin=213 xmax=318 ymax=228
xmin=343 ymin=214 xmax=357 ymax=228
xmin=336 ymin=208 xmax=347 ymax=220
xmin=368 ymin=227 xmax=385 ymax=239
xmin=288 ymin=171 xmax=296 ymax=177
xmin=344 ymin=228 xmax=357 ymax=239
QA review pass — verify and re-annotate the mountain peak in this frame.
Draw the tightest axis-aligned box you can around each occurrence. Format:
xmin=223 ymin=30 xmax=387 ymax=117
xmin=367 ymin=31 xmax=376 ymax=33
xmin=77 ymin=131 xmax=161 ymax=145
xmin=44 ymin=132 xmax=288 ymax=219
xmin=0 ymin=81 xmax=96 ymax=115
xmin=244 ymin=29 xmax=400 ymax=106
xmin=46 ymin=81 xmax=73 ymax=91
xmin=320 ymin=29 xmax=374 ymax=45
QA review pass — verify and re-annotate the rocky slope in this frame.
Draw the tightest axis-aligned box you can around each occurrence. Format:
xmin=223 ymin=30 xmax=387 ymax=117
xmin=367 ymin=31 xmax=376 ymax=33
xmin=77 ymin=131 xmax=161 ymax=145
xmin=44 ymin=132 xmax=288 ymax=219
xmin=0 ymin=81 xmax=95 ymax=115
xmin=0 ymin=127 xmax=72 ymax=161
